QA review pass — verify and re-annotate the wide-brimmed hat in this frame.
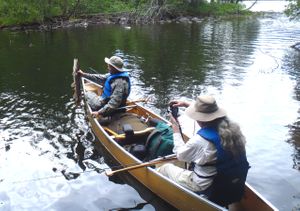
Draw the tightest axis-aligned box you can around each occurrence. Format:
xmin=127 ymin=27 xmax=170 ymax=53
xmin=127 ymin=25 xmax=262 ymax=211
xmin=185 ymin=95 xmax=227 ymax=122
xmin=104 ymin=56 xmax=125 ymax=72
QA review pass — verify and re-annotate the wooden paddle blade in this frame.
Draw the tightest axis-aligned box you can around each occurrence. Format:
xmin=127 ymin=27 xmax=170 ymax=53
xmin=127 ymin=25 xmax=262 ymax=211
xmin=72 ymin=58 xmax=82 ymax=106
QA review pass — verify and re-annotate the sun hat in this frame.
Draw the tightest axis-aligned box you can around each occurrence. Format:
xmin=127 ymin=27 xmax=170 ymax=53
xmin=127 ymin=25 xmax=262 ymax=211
xmin=185 ymin=95 xmax=227 ymax=122
xmin=104 ymin=56 xmax=125 ymax=72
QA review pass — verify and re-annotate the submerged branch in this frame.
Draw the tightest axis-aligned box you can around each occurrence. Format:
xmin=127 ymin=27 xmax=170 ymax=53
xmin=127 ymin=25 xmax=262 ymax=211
xmin=244 ymin=0 xmax=258 ymax=11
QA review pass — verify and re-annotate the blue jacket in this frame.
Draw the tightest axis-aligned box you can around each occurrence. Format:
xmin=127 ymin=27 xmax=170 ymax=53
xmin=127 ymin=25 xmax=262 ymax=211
xmin=197 ymin=127 xmax=250 ymax=206
xmin=197 ymin=127 xmax=248 ymax=172
xmin=101 ymin=72 xmax=131 ymax=100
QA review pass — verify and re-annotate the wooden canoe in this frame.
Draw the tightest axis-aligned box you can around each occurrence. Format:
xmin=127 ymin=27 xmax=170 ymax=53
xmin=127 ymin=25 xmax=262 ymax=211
xmin=77 ymin=67 xmax=278 ymax=211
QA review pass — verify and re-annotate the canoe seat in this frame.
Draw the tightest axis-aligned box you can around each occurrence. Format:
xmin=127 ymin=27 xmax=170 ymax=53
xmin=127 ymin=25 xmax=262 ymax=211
xmin=104 ymin=113 xmax=155 ymax=145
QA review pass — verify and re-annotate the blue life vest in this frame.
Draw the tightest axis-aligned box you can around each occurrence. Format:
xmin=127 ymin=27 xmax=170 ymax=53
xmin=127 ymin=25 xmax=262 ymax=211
xmin=197 ymin=127 xmax=250 ymax=206
xmin=101 ymin=72 xmax=131 ymax=100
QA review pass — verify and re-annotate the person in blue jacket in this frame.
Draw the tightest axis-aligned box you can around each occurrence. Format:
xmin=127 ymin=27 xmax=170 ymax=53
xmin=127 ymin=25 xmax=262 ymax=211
xmin=78 ymin=56 xmax=131 ymax=118
xmin=158 ymin=95 xmax=249 ymax=206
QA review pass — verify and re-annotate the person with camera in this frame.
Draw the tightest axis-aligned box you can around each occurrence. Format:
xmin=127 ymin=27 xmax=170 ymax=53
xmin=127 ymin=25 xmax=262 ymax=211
xmin=157 ymin=95 xmax=249 ymax=204
xmin=77 ymin=56 xmax=131 ymax=118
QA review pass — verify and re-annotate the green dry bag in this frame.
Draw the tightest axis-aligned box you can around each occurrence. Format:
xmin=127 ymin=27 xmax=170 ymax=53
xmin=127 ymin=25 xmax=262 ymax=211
xmin=144 ymin=121 xmax=174 ymax=161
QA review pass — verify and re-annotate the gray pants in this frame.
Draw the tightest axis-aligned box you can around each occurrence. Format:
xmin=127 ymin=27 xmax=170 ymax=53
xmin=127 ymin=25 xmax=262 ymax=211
xmin=85 ymin=91 xmax=105 ymax=111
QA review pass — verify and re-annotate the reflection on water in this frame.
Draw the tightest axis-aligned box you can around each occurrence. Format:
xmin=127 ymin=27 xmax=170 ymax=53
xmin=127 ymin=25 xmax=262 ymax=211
xmin=0 ymin=91 xmax=152 ymax=210
xmin=285 ymin=47 xmax=300 ymax=172
xmin=289 ymin=122 xmax=300 ymax=171
xmin=0 ymin=13 xmax=300 ymax=210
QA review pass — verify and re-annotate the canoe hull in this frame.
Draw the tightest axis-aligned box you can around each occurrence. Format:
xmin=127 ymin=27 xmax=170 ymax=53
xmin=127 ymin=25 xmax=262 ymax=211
xmin=80 ymin=76 xmax=278 ymax=211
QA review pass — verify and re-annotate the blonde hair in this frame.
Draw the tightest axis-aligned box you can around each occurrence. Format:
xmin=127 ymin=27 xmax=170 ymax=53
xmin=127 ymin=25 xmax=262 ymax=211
xmin=218 ymin=118 xmax=246 ymax=158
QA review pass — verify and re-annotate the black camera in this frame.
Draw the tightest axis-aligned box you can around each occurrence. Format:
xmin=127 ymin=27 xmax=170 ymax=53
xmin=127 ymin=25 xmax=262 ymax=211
xmin=169 ymin=105 xmax=179 ymax=119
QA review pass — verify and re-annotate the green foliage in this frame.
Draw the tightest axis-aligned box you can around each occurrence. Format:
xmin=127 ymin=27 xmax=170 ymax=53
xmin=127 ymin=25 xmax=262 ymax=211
xmin=0 ymin=0 xmax=136 ymax=26
xmin=187 ymin=2 xmax=247 ymax=16
xmin=0 ymin=0 xmax=43 ymax=25
xmin=73 ymin=0 xmax=135 ymax=14
xmin=285 ymin=0 xmax=300 ymax=19
xmin=0 ymin=0 xmax=250 ymax=26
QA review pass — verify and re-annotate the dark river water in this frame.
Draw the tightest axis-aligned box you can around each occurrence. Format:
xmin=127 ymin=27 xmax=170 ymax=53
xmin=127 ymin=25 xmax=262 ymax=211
xmin=0 ymin=13 xmax=300 ymax=211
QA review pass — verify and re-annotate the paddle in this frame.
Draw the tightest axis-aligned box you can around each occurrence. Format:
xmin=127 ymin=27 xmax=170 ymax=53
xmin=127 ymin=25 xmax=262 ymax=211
xmin=116 ymin=104 xmax=137 ymax=111
xmin=127 ymin=96 xmax=151 ymax=104
xmin=105 ymin=154 xmax=177 ymax=177
xmin=72 ymin=58 xmax=82 ymax=106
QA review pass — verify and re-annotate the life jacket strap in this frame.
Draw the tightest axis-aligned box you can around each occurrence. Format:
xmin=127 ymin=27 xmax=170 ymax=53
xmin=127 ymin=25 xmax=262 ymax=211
xmin=193 ymin=170 xmax=216 ymax=179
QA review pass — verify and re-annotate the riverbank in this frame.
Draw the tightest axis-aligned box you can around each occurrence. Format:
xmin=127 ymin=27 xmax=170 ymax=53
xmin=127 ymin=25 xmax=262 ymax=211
xmin=0 ymin=1 xmax=253 ymax=32
xmin=0 ymin=12 xmax=207 ymax=31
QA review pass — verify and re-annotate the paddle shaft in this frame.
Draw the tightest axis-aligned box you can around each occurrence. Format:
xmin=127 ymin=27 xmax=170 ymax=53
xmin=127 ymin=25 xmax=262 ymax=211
xmin=105 ymin=155 xmax=177 ymax=177
xmin=175 ymin=118 xmax=185 ymax=141
xmin=126 ymin=98 xmax=149 ymax=104
xmin=72 ymin=58 xmax=81 ymax=106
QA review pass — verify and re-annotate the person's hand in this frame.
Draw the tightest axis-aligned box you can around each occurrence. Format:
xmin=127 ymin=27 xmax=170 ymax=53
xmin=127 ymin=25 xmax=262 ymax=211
xmin=77 ymin=69 xmax=85 ymax=77
xmin=169 ymin=100 xmax=190 ymax=108
xmin=92 ymin=111 xmax=102 ymax=118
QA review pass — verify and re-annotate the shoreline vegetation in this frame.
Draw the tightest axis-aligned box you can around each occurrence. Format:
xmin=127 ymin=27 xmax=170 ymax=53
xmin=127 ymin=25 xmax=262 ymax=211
xmin=0 ymin=0 xmax=251 ymax=31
